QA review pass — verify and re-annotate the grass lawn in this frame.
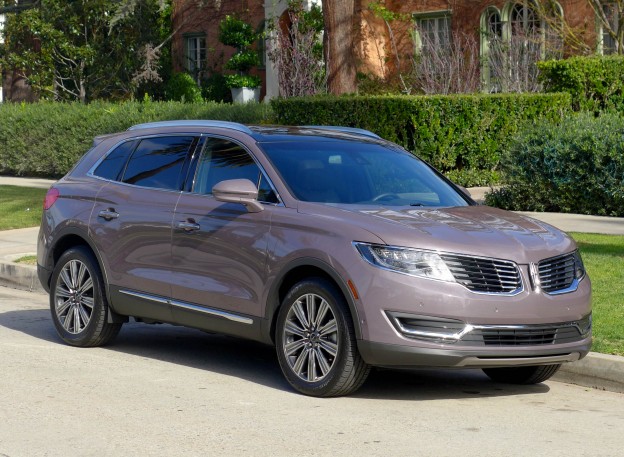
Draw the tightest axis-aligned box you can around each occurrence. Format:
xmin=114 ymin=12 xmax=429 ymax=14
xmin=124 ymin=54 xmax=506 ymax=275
xmin=571 ymin=233 xmax=624 ymax=356
xmin=0 ymin=185 xmax=47 ymax=230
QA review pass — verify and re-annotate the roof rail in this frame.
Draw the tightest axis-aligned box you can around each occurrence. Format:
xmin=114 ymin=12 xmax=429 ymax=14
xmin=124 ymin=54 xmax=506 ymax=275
xmin=301 ymin=125 xmax=381 ymax=139
xmin=127 ymin=120 xmax=254 ymax=134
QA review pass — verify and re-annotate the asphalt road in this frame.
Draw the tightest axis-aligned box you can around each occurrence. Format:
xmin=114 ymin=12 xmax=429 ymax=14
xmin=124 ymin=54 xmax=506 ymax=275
xmin=1 ymin=286 xmax=623 ymax=457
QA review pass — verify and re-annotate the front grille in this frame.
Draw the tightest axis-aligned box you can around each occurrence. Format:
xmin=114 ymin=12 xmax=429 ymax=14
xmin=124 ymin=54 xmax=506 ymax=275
xmin=440 ymin=254 xmax=522 ymax=294
xmin=538 ymin=253 xmax=576 ymax=293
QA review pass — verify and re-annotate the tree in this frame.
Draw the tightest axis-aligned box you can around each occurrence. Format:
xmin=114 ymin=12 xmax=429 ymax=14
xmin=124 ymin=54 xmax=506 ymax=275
xmin=0 ymin=0 xmax=168 ymax=102
xmin=322 ymin=0 xmax=357 ymax=94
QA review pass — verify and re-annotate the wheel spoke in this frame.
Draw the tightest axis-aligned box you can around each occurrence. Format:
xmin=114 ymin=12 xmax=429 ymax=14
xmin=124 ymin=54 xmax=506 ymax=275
xmin=73 ymin=306 xmax=82 ymax=332
xmin=284 ymin=319 xmax=306 ymax=338
xmin=76 ymin=263 xmax=88 ymax=290
xmin=55 ymin=286 xmax=71 ymax=299
xmin=292 ymin=300 xmax=309 ymax=329
xmin=292 ymin=347 xmax=309 ymax=377
xmin=314 ymin=300 xmax=329 ymax=328
xmin=319 ymin=319 xmax=337 ymax=337
xmin=62 ymin=306 xmax=75 ymax=331
xmin=81 ymin=296 xmax=94 ymax=309
xmin=307 ymin=348 xmax=317 ymax=382
xmin=78 ymin=276 xmax=93 ymax=295
xmin=315 ymin=348 xmax=331 ymax=376
xmin=284 ymin=339 xmax=306 ymax=356
xmin=59 ymin=268 xmax=73 ymax=291
xmin=56 ymin=298 xmax=72 ymax=317
xmin=78 ymin=304 xmax=91 ymax=330
xmin=306 ymin=294 xmax=316 ymax=328
xmin=70 ymin=261 xmax=80 ymax=289
xmin=319 ymin=339 xmax=338 ymax=358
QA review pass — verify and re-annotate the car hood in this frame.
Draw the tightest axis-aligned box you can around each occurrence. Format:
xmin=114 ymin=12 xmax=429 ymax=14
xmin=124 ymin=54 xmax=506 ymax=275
xmin=297 ymin=203 xmax=576 ymax=264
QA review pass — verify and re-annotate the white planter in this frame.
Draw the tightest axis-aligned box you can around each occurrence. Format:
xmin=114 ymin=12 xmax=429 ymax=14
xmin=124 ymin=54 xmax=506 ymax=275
xmin=231 ymin=87 xmax=261 ymax=104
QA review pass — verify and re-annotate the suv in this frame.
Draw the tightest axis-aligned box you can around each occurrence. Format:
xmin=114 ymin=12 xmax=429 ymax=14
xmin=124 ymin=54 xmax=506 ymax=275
xmin=38 ymin=121 xmax=591 ymax=397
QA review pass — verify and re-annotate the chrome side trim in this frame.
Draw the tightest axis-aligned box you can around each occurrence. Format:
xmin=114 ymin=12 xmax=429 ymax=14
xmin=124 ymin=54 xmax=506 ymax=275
xmin=119 ymin=289 xmax=253 ymax=325
xmin=120 ymin=289 xmax=169 ymax=304
xmin=169 ymin=299 xmax=253 ymax=325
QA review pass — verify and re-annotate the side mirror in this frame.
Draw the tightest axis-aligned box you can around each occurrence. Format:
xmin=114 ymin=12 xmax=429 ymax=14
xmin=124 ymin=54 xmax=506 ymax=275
xmin=212 ymin=179 xmax=264 ymax=213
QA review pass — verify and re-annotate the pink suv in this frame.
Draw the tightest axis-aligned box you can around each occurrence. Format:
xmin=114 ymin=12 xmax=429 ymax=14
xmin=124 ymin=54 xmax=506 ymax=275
xmin=38 ymin=121 xmax=591 ymax=396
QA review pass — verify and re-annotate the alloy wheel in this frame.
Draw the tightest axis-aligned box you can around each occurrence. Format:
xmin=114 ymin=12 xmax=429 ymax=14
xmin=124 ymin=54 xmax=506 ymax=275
xmin=53 ymin=259 xmax=95 ymax=334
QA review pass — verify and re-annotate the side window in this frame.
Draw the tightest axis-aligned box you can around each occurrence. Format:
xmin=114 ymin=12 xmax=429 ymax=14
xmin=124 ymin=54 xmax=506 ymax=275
xmin=93 ymin=140 xmax=136 ymax=181
xmin=193 ymin=138 xmax=278 ymax=203
xmin=121 ymin=136 xmax=195 ymax=190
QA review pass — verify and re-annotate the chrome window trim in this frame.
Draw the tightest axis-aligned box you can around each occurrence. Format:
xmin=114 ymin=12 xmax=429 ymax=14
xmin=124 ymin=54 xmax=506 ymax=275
xmin=87 ymin=133 xmax=199 ymax=185
xmin=119 ymin=289 xmax=253 ymax=325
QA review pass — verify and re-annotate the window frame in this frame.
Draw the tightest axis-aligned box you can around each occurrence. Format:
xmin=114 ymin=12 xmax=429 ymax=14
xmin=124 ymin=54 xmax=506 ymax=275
xmin=187 ymin=134 xmax=282 ymax=206
xmin=597 ymin=2 xmax=621 ymax=55
xmin=183 ymin=32 xmax=207 ymax=82
xmin=413 ymin=10 xmax=452 ymax=53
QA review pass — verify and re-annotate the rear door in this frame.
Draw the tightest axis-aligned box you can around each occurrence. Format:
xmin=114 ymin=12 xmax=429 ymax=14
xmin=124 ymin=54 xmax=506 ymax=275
xmin=89 ymin=135 xmax=198 ymax=321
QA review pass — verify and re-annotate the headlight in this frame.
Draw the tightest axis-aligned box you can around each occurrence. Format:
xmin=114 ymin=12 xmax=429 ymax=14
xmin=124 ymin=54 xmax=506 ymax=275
xmin=354 ymin=242 xmax=455 ymax=282
xmin=573 ymin=250 xmax=586 ymax=280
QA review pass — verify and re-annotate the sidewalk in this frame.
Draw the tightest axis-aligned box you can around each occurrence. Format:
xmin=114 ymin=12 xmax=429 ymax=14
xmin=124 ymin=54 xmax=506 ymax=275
xmin=1 ymin=178 xmax=623 ymax=394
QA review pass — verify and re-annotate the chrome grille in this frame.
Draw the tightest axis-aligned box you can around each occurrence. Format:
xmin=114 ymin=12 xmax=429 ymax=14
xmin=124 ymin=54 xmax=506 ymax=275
xmin=538 ymin=253 xmax=576 ymax=293
xmin=440 ymin=254 xmax=522 ymax=294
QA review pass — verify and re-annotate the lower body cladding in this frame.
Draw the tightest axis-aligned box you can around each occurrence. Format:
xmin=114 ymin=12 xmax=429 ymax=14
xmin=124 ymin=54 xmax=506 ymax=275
xmin=357 ymin=312 xmax=592 ymax=369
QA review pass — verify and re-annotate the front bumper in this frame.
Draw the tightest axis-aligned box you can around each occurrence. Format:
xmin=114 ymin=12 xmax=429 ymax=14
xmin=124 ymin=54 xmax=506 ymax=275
xmin=357 ymin=336 xmax=591 ymax=369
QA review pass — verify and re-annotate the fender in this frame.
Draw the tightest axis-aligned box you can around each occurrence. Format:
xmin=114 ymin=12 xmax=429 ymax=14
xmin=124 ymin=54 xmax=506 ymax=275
xmin=261 ymin=257 xmax=363 ymax=343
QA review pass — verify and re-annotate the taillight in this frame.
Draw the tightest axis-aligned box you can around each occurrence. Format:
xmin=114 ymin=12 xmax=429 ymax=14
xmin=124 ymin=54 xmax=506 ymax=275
xmin=43 ymin=188 xmax=60 ymax=210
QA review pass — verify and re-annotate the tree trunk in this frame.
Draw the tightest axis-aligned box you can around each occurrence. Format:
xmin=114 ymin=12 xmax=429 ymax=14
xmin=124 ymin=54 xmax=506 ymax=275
xmin=322 ymin=0 xmax=357 ymax=94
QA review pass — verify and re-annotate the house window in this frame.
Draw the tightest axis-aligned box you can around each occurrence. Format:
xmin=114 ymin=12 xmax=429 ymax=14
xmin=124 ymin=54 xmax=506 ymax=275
xmin=600 ymin=2 xmax=620 ymax=54
xmin=184 ymin=33 xmax=206 ymax=82
xmin=414 ymin=11 xmax=451 ymax=51
xmin=257 ymin=21 xmax=266 ymax=69
xmin=480 ymin=2 xmax=563 ymax=92
xmin=0 ymin=13 xmax=5 ymax=44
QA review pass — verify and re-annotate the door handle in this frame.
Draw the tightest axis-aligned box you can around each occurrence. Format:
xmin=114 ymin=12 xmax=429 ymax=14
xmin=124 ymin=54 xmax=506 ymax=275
xmin=176 ymin=221 xmax=200 ymax=232
xmin=98 ymin=209 xmax=119 ymax=221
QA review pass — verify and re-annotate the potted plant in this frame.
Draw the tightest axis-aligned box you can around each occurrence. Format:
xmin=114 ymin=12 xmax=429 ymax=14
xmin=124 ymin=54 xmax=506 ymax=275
xmin=219 ymin=15 xmax=262 ymax=103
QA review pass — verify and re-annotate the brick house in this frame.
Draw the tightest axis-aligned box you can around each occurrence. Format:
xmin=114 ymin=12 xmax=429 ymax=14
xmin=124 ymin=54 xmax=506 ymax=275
xmin=172 ymin=0 xmax=619 ymax=99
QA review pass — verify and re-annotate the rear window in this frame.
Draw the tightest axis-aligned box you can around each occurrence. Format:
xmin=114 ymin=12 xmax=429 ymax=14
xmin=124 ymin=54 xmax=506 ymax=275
xmin=121 ymin=136 xmax=195 ymax=190
xmin=93 ymin=140 xmax=136 ymax=181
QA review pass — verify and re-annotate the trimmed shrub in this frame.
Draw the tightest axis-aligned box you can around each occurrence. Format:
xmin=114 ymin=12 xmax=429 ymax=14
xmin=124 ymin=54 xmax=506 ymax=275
xmin=201 ymin=73 xmax=233 ymax=103
xmin=0 ymin=100 xmax=272 ymax=178
xmin=539 ymin=55 xmax=624 ymax=112
xmin=485 ymin=112 xmax=624 ymax=216
xmin=271 ymin=93 xmax=571 ymax=186
xmin=165 ymin=72 xmax=204 ymax=103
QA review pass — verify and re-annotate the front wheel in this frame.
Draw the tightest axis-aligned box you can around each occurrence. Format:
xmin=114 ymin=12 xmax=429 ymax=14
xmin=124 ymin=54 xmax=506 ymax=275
xmin=50 ymin=246 xmax=122 ymax=347
xmin=275 ymin=278 xmax=370 ymax=397
xmin=482 ymin=364 xmax=561 ymax=385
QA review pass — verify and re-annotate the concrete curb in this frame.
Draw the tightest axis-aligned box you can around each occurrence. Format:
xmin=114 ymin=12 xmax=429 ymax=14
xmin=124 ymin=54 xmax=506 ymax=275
xmin=553 ymin=352 xmax=624 ymax=394
xmin=0 ymin=261 xmax=46 ymax=294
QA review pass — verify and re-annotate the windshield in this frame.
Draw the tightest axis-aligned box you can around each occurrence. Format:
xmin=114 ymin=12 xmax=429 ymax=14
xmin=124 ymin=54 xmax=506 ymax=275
xmin=259 ymin=139 xmax=469 ymax=207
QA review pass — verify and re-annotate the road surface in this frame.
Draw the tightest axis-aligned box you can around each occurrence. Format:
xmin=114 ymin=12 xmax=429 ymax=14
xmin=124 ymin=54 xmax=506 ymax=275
xmin=1 ymin=286 xmax=622 ymax=457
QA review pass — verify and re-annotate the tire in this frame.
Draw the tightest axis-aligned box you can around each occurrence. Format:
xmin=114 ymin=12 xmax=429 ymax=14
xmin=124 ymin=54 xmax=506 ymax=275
xmin=275 ymin=278 xmax=370 ymax=397
xmin=50 ymin=246 xmax=122 ymax=347
xmin=482 ymin=364 xmax=561 ymax=385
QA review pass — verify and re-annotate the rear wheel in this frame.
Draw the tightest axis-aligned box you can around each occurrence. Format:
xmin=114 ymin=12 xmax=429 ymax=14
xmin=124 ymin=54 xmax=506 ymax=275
xmin=482 ymin=364 xmax=561 ymax=384
xmin=275 ymin=278 xmax=370 ymax=397
xmin=50 ymin=246 xmax=122 ymax=347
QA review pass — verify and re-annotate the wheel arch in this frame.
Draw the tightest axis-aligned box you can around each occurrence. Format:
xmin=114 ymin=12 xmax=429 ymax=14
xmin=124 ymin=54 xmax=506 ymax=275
xmin=263 ymin=258 xmax=362 ymax=344
xmin=46 ymin=227 xmax=126 ymax=324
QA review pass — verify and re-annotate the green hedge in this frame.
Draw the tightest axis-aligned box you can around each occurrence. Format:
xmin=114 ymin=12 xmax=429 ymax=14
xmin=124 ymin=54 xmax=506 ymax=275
xmin=271 ymin=94 xmax=572 ymax=186
xmin=0 ymin=100 xmax=271 ymax=178
xmin=485 ymin=112 xmax=624 ymax=216
xmin=539 ymin=55 xmax=624 ymax=112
